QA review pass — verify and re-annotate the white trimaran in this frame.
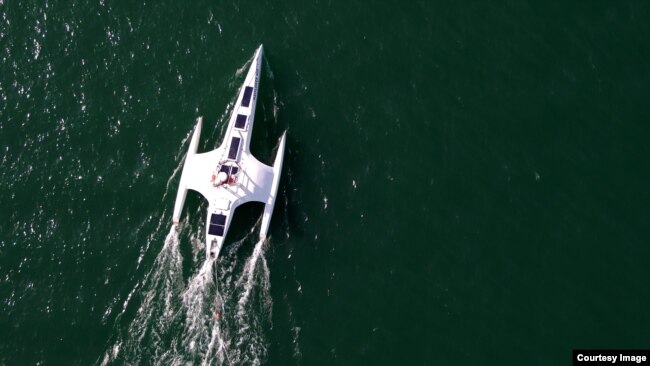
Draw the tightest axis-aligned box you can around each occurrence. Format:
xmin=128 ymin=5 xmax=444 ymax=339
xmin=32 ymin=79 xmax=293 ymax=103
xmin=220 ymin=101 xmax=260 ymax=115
xmin=172 ymin=45 xmax=286 ymax=260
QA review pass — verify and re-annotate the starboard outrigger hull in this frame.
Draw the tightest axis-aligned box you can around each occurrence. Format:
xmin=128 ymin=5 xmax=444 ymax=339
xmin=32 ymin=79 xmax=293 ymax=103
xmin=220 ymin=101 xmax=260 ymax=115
xmin=171 ymin=45 xmax=286 ymax=259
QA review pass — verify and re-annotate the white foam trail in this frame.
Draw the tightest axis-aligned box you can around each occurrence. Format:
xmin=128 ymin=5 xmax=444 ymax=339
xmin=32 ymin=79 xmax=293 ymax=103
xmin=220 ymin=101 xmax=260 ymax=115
xmin=100 ymin=225 xmax=183 ymax=365
xmin=210 ymin=104 xmax=232 ymax=145
xmin=137 ymin=206 xmax=173 ymax=271
xmin=237 ymin=239 xmax=266 ymax=311
xmin=264 ymin=58 xmax=274 ymax=80
xmin=181 ymin=258 xmax=215 ymax=355
xmin=200 ymin=318 xmax=229 ymax=366
xmin=200 ymin=255 xmax=237 ymax=366
xmin=195 ymin=229 xmax=273 ymax=366
xmin=161 ymin=152 xmax=186 ymax=203
xmin=229 ymin=238 xmax=272 ymax=365
xmin=132 ymin=226 xmax=183 ymax=342
xmin=235 ymin=56 xmax=252 ymax=77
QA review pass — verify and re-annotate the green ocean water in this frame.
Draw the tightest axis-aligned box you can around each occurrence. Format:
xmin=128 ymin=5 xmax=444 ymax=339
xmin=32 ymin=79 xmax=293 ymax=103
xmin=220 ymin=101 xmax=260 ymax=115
xmin=2 ymin=1 xmax=650 ymax=365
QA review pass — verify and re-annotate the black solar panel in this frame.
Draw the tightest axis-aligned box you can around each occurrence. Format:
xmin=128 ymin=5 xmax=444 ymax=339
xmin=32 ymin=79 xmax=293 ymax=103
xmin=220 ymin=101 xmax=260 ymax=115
xmin=210 ymin=213 xmax=226 ymax=225
xmin=208 ymin=224 xmax=225 ymax=236
xmin=241 ymin=86 xmax=253 ymax=107
xmin=228 ymin=137 xmax=241 ymax=160
xmin=230 ymin=167 xmax=239 ymax=175
xmin=219 ymin=165 xmax=230 ymax=174
xmin=235 ymin=114 xmax=247 ymax=129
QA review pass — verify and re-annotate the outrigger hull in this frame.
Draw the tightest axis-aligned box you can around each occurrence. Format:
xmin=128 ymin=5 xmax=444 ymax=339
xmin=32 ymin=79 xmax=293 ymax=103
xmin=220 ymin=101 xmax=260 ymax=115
xmin=172 ymin=45 xmax=286 ymax=259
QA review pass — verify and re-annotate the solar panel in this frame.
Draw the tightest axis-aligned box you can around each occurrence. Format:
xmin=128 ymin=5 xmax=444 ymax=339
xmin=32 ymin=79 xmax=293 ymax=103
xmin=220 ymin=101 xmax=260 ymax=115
xmin=219 ymin=165 xmax=230 ymax=174
xmin=241 ymin=86 xmax=253 ymax=107
xmin=208 ymin=224 xmax=225 ymax=236
xmin=228 ymin=137 xmax=241 ymax=160
xmin=235 ymin=114 xmax=247 ymax=129
xmin=210 ymin=213 xmax=226 ymax=225
xmin=230 ymin=167 xmax=239 ymax=175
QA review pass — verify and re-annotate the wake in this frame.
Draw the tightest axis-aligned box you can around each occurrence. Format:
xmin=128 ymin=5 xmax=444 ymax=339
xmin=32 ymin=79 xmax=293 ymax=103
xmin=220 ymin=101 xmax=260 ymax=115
xmin=202 ymin=238 xmax=273 ymax=366
xmin=167 ymin=234 xmax=272 ymax=366
xmin=100 ymin=225 xmax=184 ymax=365
xmin=100 ymin=224 xmax=273 ymax=366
